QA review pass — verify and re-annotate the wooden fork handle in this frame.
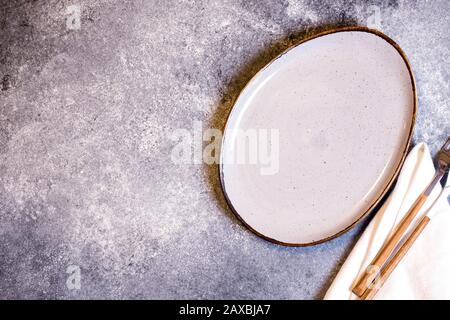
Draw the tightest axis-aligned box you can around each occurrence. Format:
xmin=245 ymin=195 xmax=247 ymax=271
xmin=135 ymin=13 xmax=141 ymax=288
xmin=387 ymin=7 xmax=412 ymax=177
xmin=361 ymin=215 xmax=430 ymax=300
xmin=352 ymin=193 xmax=428 ymax=296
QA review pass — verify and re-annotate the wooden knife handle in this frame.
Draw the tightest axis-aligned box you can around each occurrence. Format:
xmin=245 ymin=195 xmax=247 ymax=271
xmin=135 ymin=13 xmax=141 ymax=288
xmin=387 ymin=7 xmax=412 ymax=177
xmin=352 ymin=193 xmax=428 ymax=296
xmin=361 ymin=215 xmax=430 ymax=300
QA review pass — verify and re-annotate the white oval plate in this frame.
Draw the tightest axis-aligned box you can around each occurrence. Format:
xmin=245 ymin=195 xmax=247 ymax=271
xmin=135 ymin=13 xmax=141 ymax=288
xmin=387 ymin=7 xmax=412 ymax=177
xmin=219 ymin=28 xmax=416 ymax=246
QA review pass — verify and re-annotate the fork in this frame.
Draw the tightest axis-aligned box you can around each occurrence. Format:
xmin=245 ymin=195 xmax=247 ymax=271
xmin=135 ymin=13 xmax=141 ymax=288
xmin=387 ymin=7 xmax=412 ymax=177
xmin=352 ymin=136 xmax=450 ymax=298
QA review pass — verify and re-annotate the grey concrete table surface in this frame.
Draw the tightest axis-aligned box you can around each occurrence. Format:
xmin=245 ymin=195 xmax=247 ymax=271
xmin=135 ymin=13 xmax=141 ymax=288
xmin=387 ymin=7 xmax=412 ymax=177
xmin=0 ymin=0 xmax=449 ymax=299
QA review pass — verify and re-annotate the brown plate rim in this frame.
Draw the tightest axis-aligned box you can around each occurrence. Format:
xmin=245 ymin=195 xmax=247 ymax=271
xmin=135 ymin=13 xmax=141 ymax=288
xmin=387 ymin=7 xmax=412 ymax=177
xmin=218 ymin=26 xmax=417 ymax=247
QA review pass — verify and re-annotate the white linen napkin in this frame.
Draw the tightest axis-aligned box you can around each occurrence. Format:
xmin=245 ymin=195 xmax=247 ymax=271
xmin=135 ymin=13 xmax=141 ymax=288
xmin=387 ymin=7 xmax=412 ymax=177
xmin=324 ymin=142 xmax=450 ymax=300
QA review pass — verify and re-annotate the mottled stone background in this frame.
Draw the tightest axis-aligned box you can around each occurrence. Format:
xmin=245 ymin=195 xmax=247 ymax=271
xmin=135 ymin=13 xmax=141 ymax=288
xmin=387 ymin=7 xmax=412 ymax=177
xmin=0 ymin=0 xmax=448 ymax=299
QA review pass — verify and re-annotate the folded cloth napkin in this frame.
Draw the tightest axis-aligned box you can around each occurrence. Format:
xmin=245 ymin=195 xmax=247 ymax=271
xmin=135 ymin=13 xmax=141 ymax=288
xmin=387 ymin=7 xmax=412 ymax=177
xmin=325 ymin=143 xmax=450 ymax=300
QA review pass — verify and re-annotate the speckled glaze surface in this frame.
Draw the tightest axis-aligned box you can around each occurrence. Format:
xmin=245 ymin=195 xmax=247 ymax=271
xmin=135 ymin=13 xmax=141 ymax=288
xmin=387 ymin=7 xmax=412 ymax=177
xmin=221 ymin=29 xmax=415 ymax=245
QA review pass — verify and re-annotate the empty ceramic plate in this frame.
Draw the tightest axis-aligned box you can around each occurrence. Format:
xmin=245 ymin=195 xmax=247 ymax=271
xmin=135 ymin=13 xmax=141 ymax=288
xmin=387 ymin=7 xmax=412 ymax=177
xmin=219 ymin=27 xmax=416 ymax=246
